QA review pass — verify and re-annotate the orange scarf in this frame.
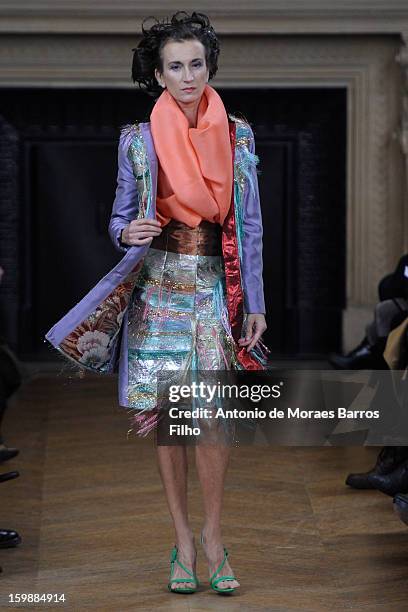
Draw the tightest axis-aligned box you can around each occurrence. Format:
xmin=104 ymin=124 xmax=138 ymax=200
xmin=150 ymin=84 xmax=233 ymax=228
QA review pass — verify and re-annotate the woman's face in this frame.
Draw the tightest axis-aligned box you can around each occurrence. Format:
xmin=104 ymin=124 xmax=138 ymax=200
xmin=155 ymin=38 xmax=209 ymax=106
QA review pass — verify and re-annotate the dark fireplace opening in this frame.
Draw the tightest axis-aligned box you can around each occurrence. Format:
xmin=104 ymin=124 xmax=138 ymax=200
xmin=0 ymin=87 xmax=346 ymax=360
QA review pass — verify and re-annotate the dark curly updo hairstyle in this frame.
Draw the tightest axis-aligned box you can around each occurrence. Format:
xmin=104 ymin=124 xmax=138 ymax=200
xmin=132 ymin=11 xmax=220 ymax=98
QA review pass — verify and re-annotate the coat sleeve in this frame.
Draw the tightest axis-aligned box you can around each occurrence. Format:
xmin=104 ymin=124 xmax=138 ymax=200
xmin=108 ymin=131 xmax=139 ymax=253
xmin=241 ymin=125 xmax=266 ymax=315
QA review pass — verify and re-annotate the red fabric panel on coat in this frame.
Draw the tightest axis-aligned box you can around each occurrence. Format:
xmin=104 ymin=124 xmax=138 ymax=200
xmin=222 ymin=122 xmax=264 ymax=371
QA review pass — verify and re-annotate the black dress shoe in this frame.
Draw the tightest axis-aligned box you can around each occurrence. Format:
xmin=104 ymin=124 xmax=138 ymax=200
xmin=328 ymin=337 xmax=388 ymax=370
xmin=367 ymin=458 xmax=408 ymax=496
xmin=0 ymin=471 xmax=19 ymax=483
xmin=345 ymin=446 xmax=408 ymax=489
xmin=0 ymin=446 xmax=19 ymax=463
xmin=393 ymin=493 xmax=408 ymax=526
xmin=0 ymin=529 xmax=21 ymax=548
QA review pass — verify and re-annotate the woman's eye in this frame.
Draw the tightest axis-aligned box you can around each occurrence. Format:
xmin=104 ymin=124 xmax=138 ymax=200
xmin=169 ymin=62 xmax=202 ymax=71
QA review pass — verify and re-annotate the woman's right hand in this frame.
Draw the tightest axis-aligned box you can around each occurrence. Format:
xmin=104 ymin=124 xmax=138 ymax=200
xmin=121 ymin=218 xmax=162 ymax=246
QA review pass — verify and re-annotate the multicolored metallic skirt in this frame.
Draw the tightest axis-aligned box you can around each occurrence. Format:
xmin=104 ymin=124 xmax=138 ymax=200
xmin=126 ymin=219 xmax=243 ymax=436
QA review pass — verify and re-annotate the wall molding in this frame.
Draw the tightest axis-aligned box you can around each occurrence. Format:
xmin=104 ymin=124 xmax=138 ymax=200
xmin=1 ymin=2 xmax=408 ymax=34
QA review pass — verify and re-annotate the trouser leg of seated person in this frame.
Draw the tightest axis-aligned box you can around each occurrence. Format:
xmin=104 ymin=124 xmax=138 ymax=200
xmin=0 ymin=378 xmax=19 ymax=463
xmin=394 ymin=493 xmax=408 ymax=526
xmin=366 ymin=298 xmax=408 ymax=346
xmin=379 ymin=254 xmax=408 ymax=302
xmin=329 ymin=298 xmax=408 ymax=370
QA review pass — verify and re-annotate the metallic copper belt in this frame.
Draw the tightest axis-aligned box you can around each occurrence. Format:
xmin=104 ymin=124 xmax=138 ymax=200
xmin=150 ymin=219 xmax=222 ymax=256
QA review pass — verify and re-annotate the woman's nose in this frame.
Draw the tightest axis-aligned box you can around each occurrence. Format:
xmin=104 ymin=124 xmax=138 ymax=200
xmin=183 ymin=69 xmax=194 ymax=82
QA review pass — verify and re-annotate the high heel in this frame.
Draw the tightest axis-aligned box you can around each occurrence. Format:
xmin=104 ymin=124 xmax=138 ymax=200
xmin=200 ymin=532 xmax=237 ymax=594
xmin=167 ymin=545 xmax=199 ymax=594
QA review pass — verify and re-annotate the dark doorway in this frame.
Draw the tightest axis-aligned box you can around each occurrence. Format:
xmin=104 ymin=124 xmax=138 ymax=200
xmin=0 ymin=87 xmax=346 ymax=359
xmin=222 ymin=89 xmax=347 ymax=357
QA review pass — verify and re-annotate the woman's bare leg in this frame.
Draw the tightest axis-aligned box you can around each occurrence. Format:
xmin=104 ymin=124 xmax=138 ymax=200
xmin=156 ymin=445 xmax=197 ymax=589
xmin=195 ymin=443 xmax=240 ymax=589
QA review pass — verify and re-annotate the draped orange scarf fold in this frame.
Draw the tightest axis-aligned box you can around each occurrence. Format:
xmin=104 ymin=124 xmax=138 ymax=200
xmin=150 ymin=84 xmax=233 ymax=228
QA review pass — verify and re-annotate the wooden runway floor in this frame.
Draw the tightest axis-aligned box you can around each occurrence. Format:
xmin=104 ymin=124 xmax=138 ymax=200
xmin=1 ymin=371 xmax=408 ymax=611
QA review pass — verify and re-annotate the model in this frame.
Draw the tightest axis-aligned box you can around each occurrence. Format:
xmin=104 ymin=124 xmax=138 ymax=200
xmin=45 ymin=10 xmax=269 ymax=595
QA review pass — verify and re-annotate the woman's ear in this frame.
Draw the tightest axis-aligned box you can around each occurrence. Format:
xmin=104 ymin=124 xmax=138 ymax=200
xmin=155 ymin=69 xmax=165 ymax=88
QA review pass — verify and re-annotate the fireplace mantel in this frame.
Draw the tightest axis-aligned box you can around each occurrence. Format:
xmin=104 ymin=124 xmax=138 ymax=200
xmin=1 ymin=1 xmax=408 ymax=35
xmin=1 ymin=1 xmax=408 ymax=351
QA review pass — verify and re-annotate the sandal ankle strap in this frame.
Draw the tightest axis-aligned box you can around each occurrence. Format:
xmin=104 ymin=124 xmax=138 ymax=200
xmin=168 ymin=546 xmax=199 ymax=589
xmin=209 ymin=547 xmax=230 ymax=583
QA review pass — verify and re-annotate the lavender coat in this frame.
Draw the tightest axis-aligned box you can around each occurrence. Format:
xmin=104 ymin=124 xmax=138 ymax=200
xmin=45 ymin=118 xmax=266 ymax=407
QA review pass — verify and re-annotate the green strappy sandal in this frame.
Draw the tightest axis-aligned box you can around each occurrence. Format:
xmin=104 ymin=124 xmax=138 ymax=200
xmin=209 ymin=547 xmax=237 ymax=594
xmin=167 ymin=545 xmax=199 ymax=594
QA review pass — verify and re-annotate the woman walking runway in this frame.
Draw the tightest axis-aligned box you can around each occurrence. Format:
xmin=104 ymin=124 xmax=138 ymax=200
xmin=45 ymin=10 xmax=269 ymax=595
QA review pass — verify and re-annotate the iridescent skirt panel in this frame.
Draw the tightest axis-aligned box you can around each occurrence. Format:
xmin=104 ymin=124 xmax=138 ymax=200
xmin=127 ymin=245 xmax=238 ymax=411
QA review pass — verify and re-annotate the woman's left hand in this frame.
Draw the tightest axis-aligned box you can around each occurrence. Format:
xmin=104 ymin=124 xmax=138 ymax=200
xmin=238 ymin=314 xmax=267 ymax=352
